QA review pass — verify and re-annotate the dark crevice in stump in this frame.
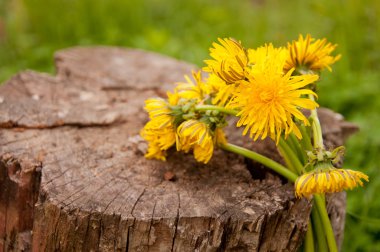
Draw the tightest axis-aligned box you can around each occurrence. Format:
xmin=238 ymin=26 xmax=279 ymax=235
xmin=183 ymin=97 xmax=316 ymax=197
xmin=0 ymin=47 xmax=355 ymax=251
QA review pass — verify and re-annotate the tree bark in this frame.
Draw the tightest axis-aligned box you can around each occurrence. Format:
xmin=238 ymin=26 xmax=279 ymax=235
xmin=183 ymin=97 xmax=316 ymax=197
xmin=0 ymin=47 xmax=356 ymax=251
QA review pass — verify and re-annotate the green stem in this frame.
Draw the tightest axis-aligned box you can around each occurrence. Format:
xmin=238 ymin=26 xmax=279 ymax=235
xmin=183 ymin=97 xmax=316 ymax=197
xmin=314 ymin=195 xmax=338 ymax=252
xmin=304 ymin=221 xmax=315 ymax=252
xmin=277 ymin=145 xmax=297 ymax=174
xmin=288 ymin=133 xmax=307 ymax=165
xmin=308 ymin=95 xmax=324 ymax=149
xmin=311 ymin=206 xmax=328 ymax=252
xmin=308 ymin=95 xmax=337 ymax=251
xmin=220 ymin=143 xmax=298 ymax=182
xmin=278 ymin=138 xmax=304 ymax=175
xmin=300 ymin=125 xmax=313 ymax=151
xmin=277 ymin=142 xmax=298 ymax=174
xmin=195 ymin=105 xmax=238 ymax=116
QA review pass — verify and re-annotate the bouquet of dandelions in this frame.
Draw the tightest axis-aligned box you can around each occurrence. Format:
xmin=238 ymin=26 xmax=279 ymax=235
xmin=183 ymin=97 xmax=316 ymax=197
xmin=140 ymin=34 xmax=368 ymax=251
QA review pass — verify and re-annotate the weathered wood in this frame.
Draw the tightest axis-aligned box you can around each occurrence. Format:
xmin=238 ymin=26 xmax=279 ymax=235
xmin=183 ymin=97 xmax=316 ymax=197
xmin=0 ymin=47 xmax=355 ymax=251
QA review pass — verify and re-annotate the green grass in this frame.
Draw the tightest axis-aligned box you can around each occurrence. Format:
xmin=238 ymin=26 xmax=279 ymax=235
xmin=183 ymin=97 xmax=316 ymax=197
xmin=1 ymin=0 xmax=379 ymax=250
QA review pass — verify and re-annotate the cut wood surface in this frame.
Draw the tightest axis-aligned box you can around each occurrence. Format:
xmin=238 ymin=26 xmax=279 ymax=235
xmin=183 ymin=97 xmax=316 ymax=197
xmin=0 ymin=47 xmax=356 ymax=251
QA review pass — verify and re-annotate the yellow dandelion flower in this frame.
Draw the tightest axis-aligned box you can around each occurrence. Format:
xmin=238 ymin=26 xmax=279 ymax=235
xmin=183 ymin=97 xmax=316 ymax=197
xmin=141 ymin=122 xmax=176 ymax=161
xmin=175 ymin=71 xmax=208 ymax=101
xmin=167 ymin=91 xmax=180 ymax=106
xmin=205 ymin=73 xmax=238 ymax=106
xmin=177 ymin=119 xmax=212 ymax=151
xmin=285 ymin=34 xmax=341 ymax=73
xmin=248 ymin=43 xmax=288 ymax=75
xmin=204 ymin=73 xmax=225 ymax=95
xmin=142 ymin=120 xmax=176 ymax=149
xmin=176 ymin=119 xmax=226 ymax=164
xmin=141 ymin=98 xmax=176 ymax=160
xmin=193 ymin=128 xmax=227 ymax=163
xmin=193 ymin=139 xmax=214 ymax=164
xmin=215 ymin=127 xmax=227 ymax=145
xmin=204 ymin=38 xmax=248 ymax=84
xmin=144 ymin=142 xmax=167 ymax=161
xmin=141 ymin=118 xmax=176 ymax=161
xmin=144 ymin=98 xmax=174 ymax=128
xmin=230 ymin=65 xmax=319 ymax=143
xmin=295 ymin=168 xmax=369 ymax=198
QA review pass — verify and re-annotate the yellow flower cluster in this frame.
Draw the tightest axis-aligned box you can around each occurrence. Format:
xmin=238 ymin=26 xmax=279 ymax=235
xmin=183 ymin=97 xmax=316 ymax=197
xmin=141 ymin=71 xmax=227 ymax=163
xmin=204 ymin=38 xmax=330 ymax=143
xmin=295 ymin=168 xmax=369 ymax=198
xmin=140 ymin=97 xmax=177 ymax=161
xmin=142 ymin=34 xmax=341 ymax=162
xmin=141 ymin=34 xmax=369 ymax=199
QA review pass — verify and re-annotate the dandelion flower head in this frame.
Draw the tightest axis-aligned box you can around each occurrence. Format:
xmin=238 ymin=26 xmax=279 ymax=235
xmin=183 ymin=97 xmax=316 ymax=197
xmin=177 ymin=119 xmax=226 ymax=163
xmin=295 ymin=168 xmax=369 ymax=198
xmin=248 ymin=43 xmax=288 ymax=75
xmin=204 ymin=38 xmax=248 ymax=84
xmin=285 ymin=34 xmax=341 ymax=73
xmin=230 ymin=59 xmax=319 ymax=143
xmin=175 ymin=71 xmax=209 ymax=102
xmin=141 ymin=98 xmax=177 ymax=160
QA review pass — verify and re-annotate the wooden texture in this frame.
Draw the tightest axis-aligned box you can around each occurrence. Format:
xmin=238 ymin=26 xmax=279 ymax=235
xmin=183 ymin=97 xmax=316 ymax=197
xmin=0 ymin=47 xmax=355 ymax=251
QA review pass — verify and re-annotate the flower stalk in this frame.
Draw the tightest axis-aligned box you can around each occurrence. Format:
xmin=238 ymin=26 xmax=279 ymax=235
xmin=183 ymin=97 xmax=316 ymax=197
xmin=304 ymin=221 xmax=315 ymax=252
xmin=220 ymin=143 xmax=298 ymax=182
xmin=314 ymin=195 xmax=338 ymax=252
xmin=308 ymin=94 xmax=324 ymax=149
xmin=195 ymin=105 xmax=238 ymax=116
xmin=279 ymin=138 xmax=304 ymax=175
xmin=311 ymin=206 xmax=329 ymax=251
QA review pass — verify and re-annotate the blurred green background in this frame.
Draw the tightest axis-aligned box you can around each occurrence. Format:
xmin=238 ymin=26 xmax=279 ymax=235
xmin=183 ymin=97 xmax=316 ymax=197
xmin=0 ymin=0 xmax=379 ymax=250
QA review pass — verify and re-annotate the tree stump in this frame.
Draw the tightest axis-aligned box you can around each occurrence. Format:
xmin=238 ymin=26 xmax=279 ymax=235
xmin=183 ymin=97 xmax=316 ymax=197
xmin=0 ymin=47 xmax=356 ymax=252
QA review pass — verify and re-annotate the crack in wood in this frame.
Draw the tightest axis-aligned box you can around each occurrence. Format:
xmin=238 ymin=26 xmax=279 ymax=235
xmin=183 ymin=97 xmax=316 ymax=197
xmin=61 ymin=176 xmax=119 ymax=209
xmin=218 ymin=216 xmax=231 ymax=251
xmin=81 ymin=212 xmax=92 ymax=252
xmin=206 ymin=217 xmax=212 ymax=249
xmin=125 ymin=218 xmax=134 ymax=252
xmin=146 ymin=201 xmax=156 ymax=251
xmin=102 ymin=190 xmax=124 ymax=215
xmin=52 ymin=209 xmax=62 ymax=251
xmin=96 ymin=214 xmax=103 ymax=251
xmin=170 ymin=192 xmax=180 ymax=252
xmin=0 ymin=121 xmax=125 ymax=130
xmin=130 ymin=189 xmax=146 ymax=218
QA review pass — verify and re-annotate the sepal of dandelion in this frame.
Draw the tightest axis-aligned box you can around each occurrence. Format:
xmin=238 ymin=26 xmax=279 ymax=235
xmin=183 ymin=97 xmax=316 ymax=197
xmin=295 ymin=168 xmax=369 ymax=198
xmin=306 ymin=146 xmax=346 ymax=169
